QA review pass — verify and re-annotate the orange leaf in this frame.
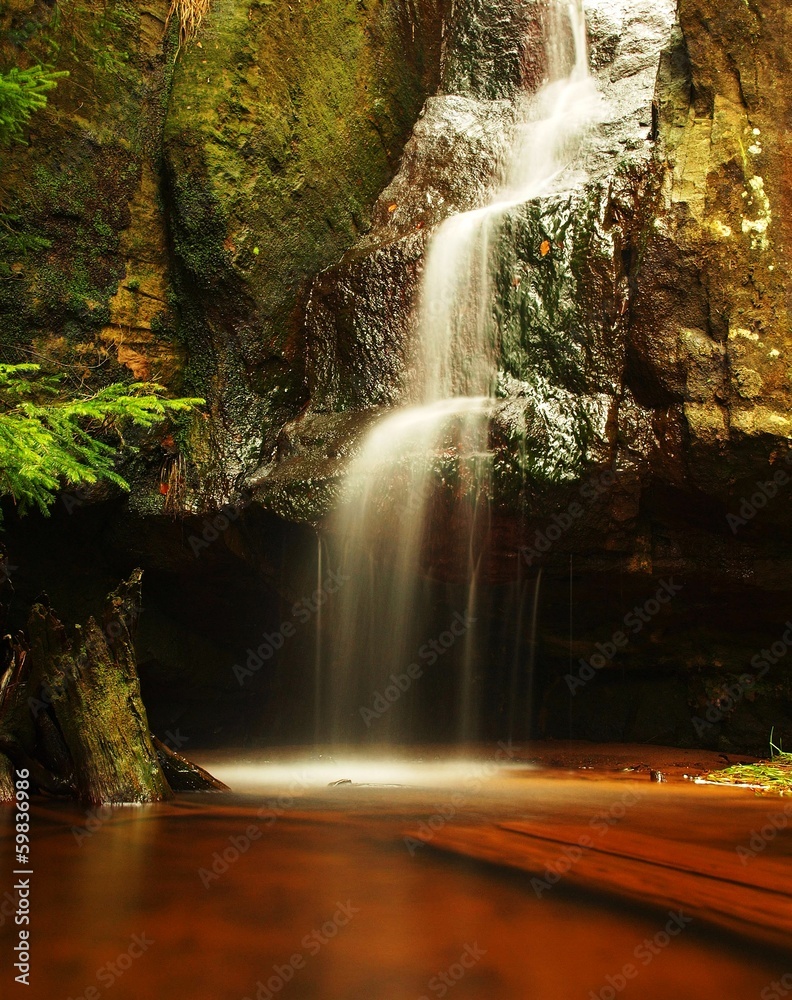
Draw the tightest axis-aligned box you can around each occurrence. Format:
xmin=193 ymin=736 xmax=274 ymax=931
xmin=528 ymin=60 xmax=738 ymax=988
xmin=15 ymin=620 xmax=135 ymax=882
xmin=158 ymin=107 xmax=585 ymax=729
xmin=387 ymin=203 xmax=398 ymax=213
xmin=540 ymin=240 xmax=551 ymax=257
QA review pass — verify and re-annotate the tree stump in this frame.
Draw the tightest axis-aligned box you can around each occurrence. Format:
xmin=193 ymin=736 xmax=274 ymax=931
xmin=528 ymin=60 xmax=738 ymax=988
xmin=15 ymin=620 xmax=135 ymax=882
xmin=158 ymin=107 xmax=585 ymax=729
xmin=0 ymin=569 xmax=227 ymax=804
xmin=153 ymin=736 xmax=228 ymax=792
xmin=23 ymin=570 xmax=172 ymax=804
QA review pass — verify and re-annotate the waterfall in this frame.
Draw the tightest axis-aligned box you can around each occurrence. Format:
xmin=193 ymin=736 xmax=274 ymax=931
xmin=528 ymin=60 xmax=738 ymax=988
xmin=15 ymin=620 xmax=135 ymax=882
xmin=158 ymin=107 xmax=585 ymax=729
xmin=418 ymin=1 xmax=601 ymax=406
xmin=322 ymin=0 xmax=603 ymax=744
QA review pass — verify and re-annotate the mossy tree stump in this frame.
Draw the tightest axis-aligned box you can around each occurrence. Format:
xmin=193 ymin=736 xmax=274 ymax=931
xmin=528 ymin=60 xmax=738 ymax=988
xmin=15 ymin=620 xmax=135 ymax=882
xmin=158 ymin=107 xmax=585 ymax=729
xmin=25 ymin=570 xmax=171 ymax=804
xmin=0 ymin=570 xmax=226 ymax=805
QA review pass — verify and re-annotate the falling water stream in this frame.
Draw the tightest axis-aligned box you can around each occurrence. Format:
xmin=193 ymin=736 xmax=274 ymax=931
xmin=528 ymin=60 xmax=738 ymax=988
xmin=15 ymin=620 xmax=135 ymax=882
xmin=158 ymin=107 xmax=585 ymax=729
xmin=323 ymin=0 xmax=604 ymax=744
xmin=9 ymin=7 xmax=790 ymax=998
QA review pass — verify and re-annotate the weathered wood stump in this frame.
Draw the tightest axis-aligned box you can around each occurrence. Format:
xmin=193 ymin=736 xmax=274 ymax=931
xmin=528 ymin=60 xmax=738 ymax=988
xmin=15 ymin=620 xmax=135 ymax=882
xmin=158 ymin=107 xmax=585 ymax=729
xmin=0 ymin=570 xmax=226 ymax=804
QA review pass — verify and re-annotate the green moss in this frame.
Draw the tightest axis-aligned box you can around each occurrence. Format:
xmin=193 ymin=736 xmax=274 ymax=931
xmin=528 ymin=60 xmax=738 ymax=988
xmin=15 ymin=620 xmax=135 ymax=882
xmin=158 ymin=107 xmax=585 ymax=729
xmin=0 ymin=151 xmax=134 ymax=349
xmin=165 ymin=0 xmax=432 ymax=309
xmin=165 ymin=163 xmax=232 ymax=285
xmin=161 ymin=0 xmax=440 ymax=475
xmin=0 ymin=0 xmax=176 ymax=376
xmin=0 ymin=215 xmax=50 ymax=274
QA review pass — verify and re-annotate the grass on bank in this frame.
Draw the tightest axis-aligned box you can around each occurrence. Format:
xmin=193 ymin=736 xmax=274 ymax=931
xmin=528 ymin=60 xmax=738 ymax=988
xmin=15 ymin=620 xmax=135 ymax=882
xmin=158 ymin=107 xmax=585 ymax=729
xmin=700 ymin=732 xmax=792 ymax=795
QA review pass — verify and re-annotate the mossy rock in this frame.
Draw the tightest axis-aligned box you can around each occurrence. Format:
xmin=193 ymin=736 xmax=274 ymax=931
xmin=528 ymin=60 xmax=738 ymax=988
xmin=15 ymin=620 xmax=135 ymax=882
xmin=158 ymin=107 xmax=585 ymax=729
xmin=163 ymin=0 xmax=443 ymax=479
xmin=0 ymin=0 xmax=183 ymax=513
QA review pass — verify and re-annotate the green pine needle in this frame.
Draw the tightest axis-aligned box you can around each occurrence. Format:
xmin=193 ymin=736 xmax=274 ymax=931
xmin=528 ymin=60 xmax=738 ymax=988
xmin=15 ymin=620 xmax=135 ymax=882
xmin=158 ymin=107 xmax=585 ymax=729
xmin=701 ymin=753 xmax=792 ymax=796
xmin=0 ymin=364 xmax=203 ymax=518
xmin=0 ymin=65 xmax=68 ymax=145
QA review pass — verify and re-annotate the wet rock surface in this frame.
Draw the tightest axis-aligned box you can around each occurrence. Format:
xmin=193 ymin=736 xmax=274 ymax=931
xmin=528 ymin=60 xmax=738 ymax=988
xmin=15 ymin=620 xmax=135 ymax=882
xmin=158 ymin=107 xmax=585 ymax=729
xmin=266 ymin=0 xmax=675 ymax=511
xmin=247 ymin=0 xmax=792 ymax=749
xmin=161 ymin=0 xmax=446 ymax=490
xmin=3 ymin=0 xmax=792 ymax=751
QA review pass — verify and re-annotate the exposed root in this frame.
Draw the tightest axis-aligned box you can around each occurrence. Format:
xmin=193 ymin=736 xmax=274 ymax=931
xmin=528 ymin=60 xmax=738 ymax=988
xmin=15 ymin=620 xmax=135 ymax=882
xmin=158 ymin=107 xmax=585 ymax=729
xmin=166 ymin=0 xmax=211 ymax=52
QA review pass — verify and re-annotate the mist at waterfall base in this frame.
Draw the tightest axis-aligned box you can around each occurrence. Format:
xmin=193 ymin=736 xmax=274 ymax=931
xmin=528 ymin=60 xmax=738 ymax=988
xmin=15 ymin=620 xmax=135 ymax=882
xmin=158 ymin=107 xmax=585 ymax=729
xmin=314 ymin=1 xmax=603 ymax=746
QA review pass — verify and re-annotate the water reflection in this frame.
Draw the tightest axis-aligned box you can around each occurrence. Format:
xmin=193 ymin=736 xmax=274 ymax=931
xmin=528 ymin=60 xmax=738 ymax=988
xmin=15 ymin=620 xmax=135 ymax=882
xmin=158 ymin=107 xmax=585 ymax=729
xmin=2 ymin=751 xmax=788 ymax=999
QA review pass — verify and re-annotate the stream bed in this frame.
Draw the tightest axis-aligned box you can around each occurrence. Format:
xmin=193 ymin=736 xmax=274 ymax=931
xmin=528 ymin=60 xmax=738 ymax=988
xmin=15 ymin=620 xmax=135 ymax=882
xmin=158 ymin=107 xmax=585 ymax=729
xmin=2 ymin=744 xmax=790 ymax=999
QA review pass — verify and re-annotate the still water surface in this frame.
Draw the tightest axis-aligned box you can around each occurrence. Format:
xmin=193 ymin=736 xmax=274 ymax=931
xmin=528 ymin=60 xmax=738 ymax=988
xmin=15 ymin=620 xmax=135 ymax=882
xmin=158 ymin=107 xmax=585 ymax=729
xmin=1 ymin=746 xmax=788 ymax=1000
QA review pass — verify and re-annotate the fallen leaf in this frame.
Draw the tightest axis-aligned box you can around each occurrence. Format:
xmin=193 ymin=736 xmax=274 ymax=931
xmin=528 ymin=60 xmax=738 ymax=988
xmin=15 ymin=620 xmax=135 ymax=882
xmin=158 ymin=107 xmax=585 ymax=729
xmin=387 ymin=203 xmax=398 ymax=213
xmin=540 ymin=240 xmax=551 ymax=257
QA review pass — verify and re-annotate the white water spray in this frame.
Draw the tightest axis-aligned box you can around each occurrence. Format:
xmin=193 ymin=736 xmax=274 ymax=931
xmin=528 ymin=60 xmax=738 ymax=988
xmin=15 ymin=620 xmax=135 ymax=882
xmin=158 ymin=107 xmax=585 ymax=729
xmin=417 ymin=0 xmax=601 ymax=407
xmin=324 ymin=0 xmax=602 ymax=744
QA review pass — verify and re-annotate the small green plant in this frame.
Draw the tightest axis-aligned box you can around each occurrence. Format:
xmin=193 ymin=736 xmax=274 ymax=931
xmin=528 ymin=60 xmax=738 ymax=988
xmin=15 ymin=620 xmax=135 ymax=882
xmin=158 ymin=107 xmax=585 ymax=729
xmin=700 ymin=731 xmax=792 ymax=796
xmin=0 ymin=64 xmax=68 ymax=146
xmin=0 ymin=363 xmax=203 ymax=519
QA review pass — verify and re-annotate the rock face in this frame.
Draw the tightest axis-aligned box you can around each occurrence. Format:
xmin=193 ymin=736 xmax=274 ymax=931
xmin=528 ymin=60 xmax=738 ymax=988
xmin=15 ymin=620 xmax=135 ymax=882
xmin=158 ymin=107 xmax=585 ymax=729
xmin=632 ymin=0 xmax=792 ymax=479
xmin=2 ymin=0 xmax=792 ymax=751
xmin=1 ymin=0 xmax=444 ymax=504
xmin=162 ymin=0 xmax=446 ymax=488
xmin=263 ymin=0 xmax=676 ymax=507
xmin=0 ymin=0 xmax=179 ymax=373
xmin=252 ymin=0 xmax=792 ymax=751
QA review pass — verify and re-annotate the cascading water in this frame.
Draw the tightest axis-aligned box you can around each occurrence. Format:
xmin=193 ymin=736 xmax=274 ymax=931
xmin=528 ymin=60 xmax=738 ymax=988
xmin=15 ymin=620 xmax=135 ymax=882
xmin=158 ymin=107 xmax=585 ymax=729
xmin=322 ymin=0 xmax=604 ymax=744
xmin=418 ymin=1 xmax=601 ymax=404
